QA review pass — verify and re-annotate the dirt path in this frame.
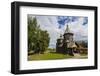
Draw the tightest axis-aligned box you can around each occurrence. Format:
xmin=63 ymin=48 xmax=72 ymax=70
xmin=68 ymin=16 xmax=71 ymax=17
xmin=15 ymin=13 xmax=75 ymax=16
xmin=73 ymin=53 xmax=88 ymax=59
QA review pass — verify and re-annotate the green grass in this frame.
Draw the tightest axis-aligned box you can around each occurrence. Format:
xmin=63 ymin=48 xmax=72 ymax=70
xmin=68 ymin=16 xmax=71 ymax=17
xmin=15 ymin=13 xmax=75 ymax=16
xmin=28 ymin=52 xmax=88 ymax=61
xmin=28 ymin=53 xmax=73 ymax=61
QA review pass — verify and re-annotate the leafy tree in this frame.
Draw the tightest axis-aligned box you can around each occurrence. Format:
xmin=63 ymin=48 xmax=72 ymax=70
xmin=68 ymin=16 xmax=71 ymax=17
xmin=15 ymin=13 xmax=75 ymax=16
xmin=81 ymin=41 xmax=88 ymax=48
xmin=28 ymin=16 xmax=50 ymax=54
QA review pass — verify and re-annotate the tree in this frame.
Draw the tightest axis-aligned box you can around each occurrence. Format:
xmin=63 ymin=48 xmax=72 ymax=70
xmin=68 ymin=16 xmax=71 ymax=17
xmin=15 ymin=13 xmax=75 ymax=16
xmin=39 ymin=30 xmax=50 ymax=53
xmin=81 ymin=41 xmax=88 ymax=48
xmin=28 ymin=16 xmax=50 ymax=54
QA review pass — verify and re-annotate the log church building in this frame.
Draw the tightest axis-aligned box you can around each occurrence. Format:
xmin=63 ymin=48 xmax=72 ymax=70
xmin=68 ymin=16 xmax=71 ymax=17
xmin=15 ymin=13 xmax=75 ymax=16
xmin=56 ymin=25 xmax=78 ymax=56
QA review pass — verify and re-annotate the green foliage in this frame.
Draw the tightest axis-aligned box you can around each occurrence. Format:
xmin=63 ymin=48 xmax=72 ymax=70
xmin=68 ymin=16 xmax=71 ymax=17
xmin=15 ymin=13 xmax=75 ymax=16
xmin=81 ymin=41 xmax=88 ymax=48
xmin=76 ymin=41 xmax=88 ymax=48
xmin=28 ymin=16 xmax=50 ymax=54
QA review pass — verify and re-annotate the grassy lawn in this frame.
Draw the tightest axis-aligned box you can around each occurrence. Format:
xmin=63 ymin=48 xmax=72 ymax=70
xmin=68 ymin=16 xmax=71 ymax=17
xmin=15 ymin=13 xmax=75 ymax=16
xmin=28 ymin=53 xmax=73 ymax=61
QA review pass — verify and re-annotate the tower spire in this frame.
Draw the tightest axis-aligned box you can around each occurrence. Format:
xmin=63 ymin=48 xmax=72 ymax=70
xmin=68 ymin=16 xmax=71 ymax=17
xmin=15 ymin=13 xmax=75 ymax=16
xmin=65 ymin=25 xmax=70 ymax=33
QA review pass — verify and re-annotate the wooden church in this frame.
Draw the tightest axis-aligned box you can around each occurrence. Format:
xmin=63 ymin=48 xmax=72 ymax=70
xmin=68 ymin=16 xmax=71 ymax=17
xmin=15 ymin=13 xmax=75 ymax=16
xmin=56 ymin=25 xmax=78 ymax=56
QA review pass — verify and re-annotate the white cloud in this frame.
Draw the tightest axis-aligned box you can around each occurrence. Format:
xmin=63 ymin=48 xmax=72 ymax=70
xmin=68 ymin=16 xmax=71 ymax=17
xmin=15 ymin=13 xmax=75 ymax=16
xmin=36 ymin=16 xmax=61 ymax=48
xmin=29 ymin=15 xmax=88 ymax=48
xmin=60 ymin=17 xmax=88 ymax=41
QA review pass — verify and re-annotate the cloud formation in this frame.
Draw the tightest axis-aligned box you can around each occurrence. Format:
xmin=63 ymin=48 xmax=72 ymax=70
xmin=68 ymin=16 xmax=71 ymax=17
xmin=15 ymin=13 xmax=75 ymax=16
xmin=29 ymin=15 xmax=88 ymax=48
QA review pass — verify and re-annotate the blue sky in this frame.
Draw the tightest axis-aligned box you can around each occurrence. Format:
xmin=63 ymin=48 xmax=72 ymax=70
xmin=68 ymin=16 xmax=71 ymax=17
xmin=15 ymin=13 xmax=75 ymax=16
xmin=57 ymin=16 xmax=88 ymax=28
xmin=28 ymin=15 xmax=88 ymax=48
